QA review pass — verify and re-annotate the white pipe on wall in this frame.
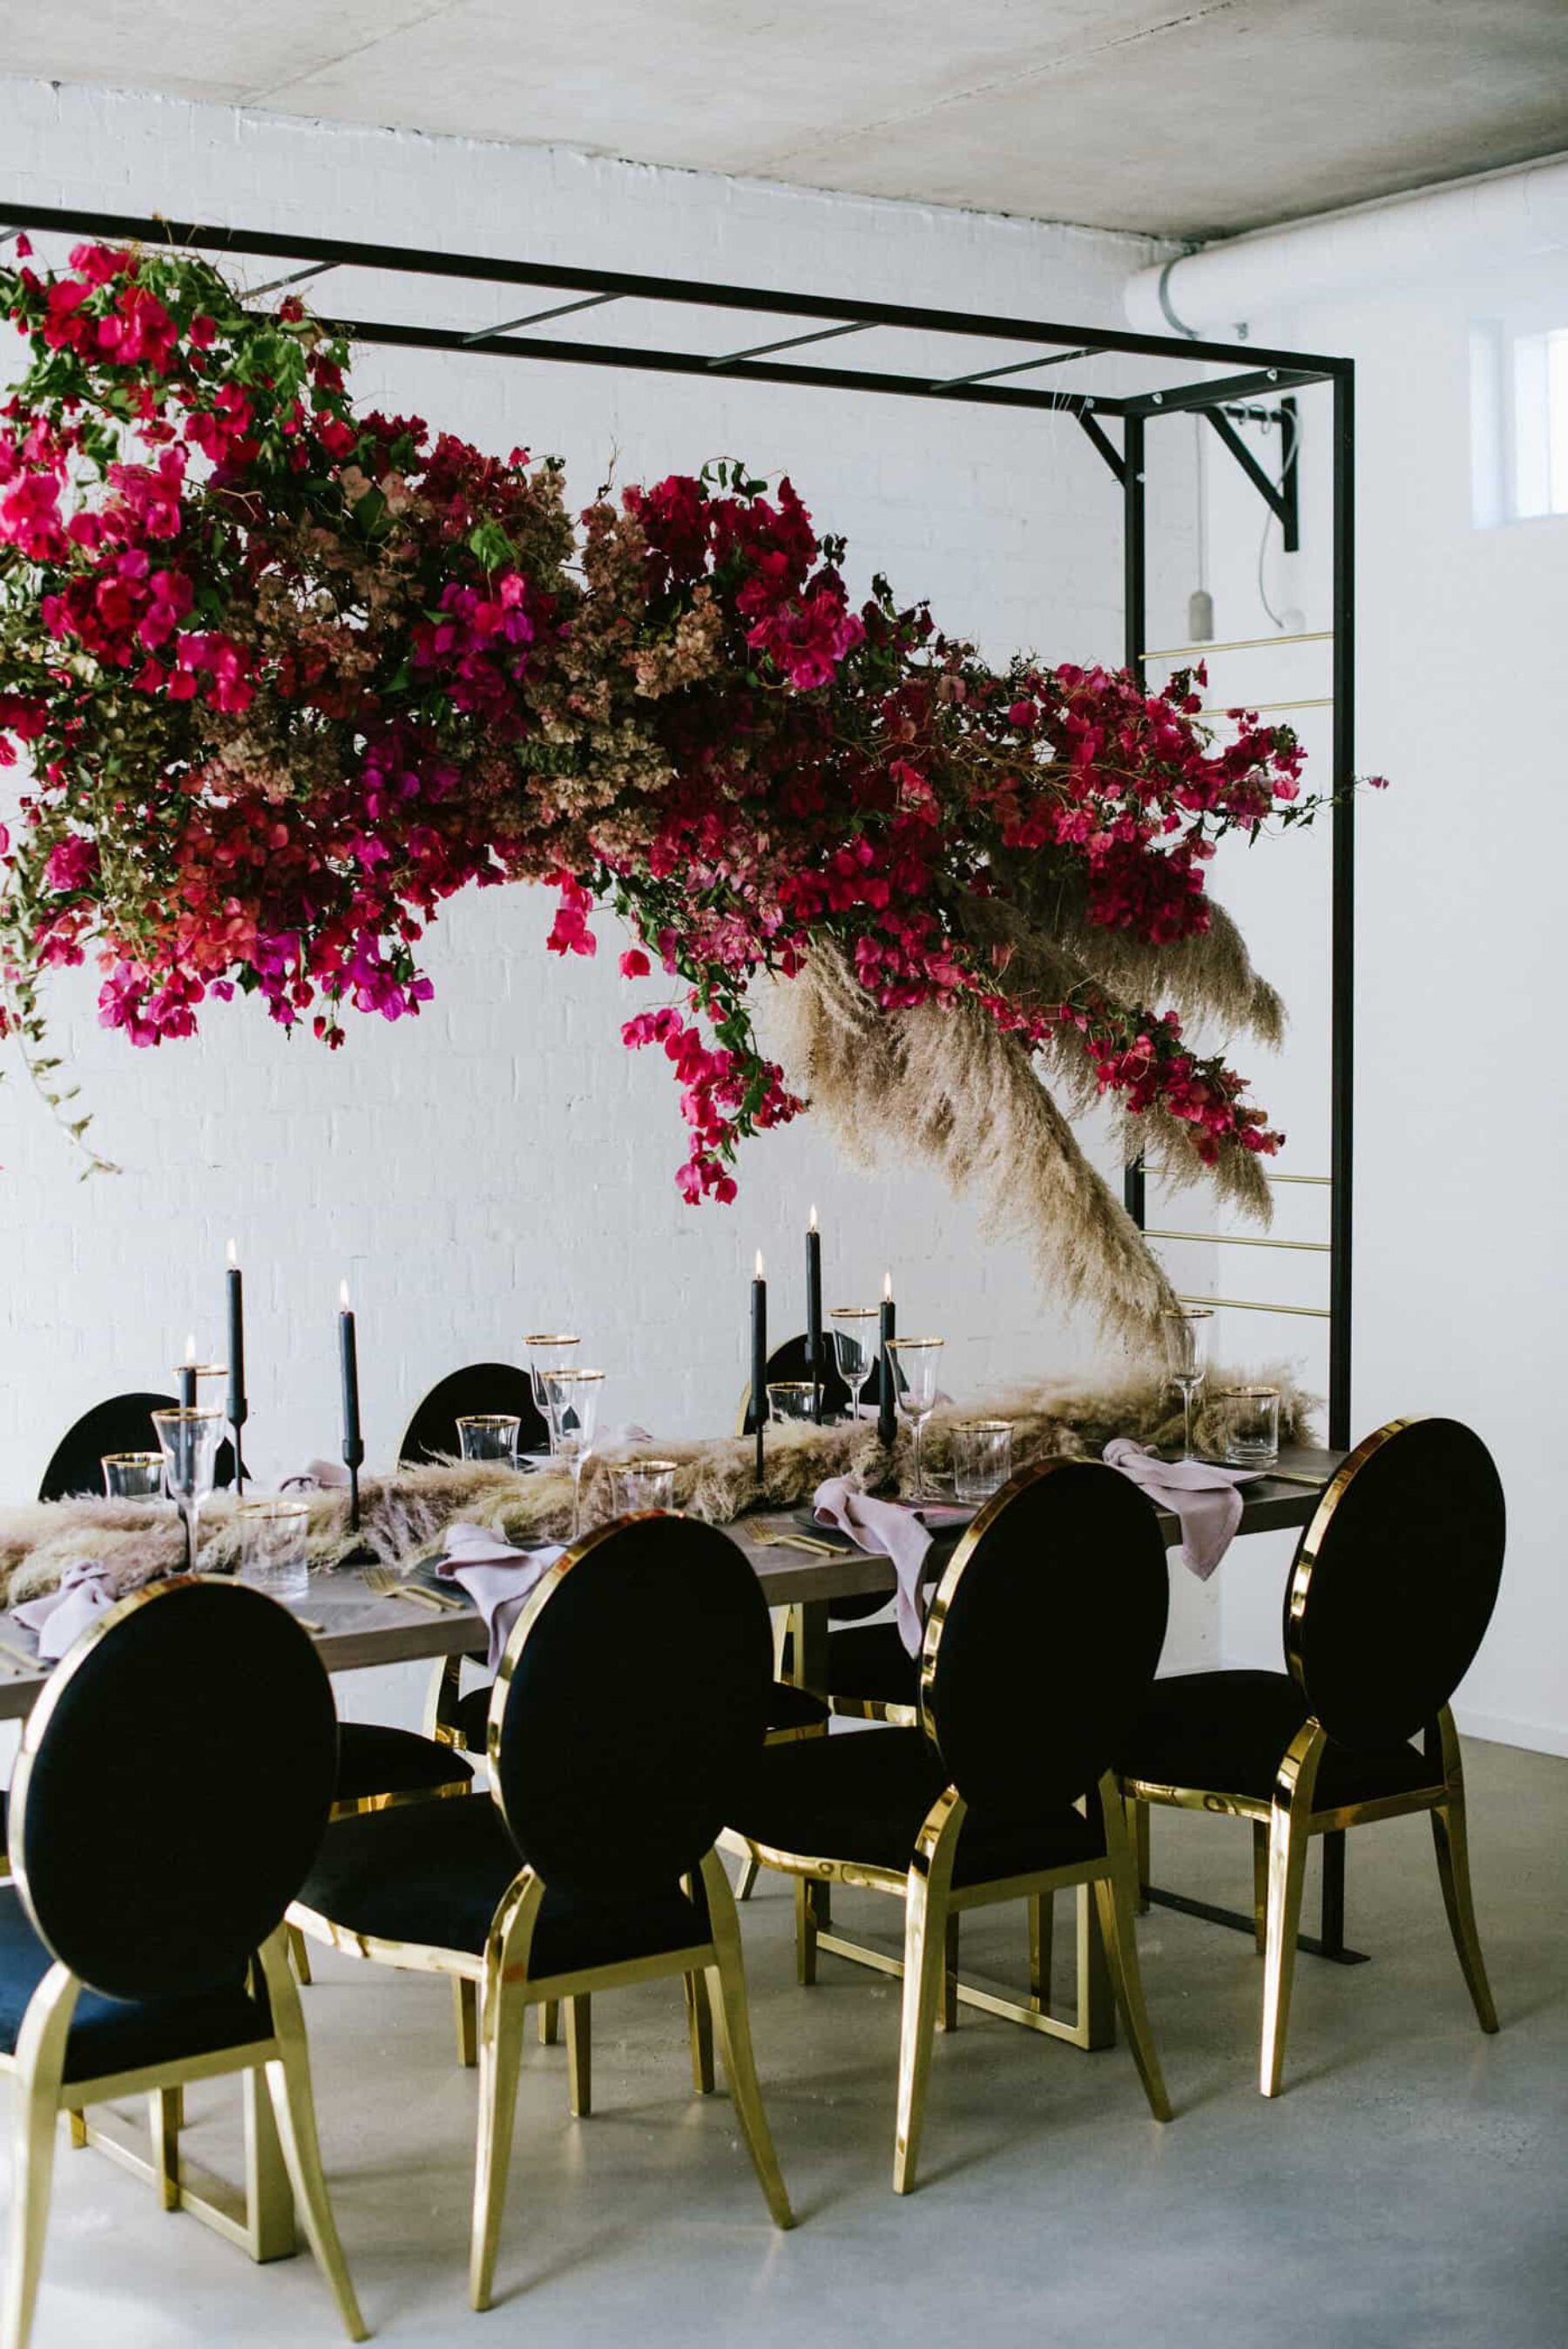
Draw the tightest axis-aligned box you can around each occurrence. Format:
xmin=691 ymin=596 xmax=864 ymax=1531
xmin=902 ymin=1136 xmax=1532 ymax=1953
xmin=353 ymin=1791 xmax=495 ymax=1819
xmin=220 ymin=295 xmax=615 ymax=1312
xmin=1126 ymin=152 xmax=1568 ymax=335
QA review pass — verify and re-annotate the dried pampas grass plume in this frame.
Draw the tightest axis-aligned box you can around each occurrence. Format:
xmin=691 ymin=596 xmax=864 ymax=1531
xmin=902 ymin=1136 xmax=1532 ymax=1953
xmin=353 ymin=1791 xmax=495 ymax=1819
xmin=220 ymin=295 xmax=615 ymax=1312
xmin=771 ymin=939 xmax=1179 ymax=1344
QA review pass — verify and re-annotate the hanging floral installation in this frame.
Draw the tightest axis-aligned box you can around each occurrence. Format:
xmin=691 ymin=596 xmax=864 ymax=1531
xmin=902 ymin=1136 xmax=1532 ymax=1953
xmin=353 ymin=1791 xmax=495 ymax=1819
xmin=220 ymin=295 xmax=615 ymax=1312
xmin=0 ymin=238 xmax=1352 ymax=1334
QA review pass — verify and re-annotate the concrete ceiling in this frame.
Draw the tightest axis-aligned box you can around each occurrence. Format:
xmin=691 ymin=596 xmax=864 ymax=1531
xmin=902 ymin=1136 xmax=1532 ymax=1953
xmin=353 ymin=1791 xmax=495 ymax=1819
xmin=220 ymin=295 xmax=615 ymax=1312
xmin=5 ymin=2 xmax=1567 ymax=240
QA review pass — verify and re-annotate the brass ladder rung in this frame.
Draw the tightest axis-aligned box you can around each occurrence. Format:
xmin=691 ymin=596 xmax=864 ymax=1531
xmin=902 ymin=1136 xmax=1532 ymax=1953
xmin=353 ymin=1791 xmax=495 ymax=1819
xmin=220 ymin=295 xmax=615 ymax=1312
xmin=1141 ymin=630 xmax=1335 ymax=659
xmin=1176 ymin=1294 xmax=1331 ymax=1320
xmin=1148 ymin=1229 xmax=1330 ymax=1254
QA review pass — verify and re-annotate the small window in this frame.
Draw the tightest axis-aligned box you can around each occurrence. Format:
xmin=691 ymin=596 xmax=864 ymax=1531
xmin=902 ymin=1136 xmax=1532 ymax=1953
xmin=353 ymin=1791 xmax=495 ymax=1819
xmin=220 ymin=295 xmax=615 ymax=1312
xmin=1472 ymin=319 xmax=1568 ymax=527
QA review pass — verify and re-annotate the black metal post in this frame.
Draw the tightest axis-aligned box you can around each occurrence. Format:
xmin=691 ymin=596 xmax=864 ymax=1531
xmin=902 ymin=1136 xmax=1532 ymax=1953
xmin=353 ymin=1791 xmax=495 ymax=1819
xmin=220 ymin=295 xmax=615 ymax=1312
xmin=1328 ymin=369 xmax=1355 ymax=1451
xmin=1122 ymin=412 xmax=1147 ymax=1231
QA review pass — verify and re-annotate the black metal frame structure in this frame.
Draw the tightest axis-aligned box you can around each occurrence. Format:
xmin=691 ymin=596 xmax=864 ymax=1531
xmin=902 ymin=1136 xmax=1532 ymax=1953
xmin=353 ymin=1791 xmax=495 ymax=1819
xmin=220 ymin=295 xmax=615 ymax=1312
xmin=0 ymin=200 xmax=1355 ymax=1448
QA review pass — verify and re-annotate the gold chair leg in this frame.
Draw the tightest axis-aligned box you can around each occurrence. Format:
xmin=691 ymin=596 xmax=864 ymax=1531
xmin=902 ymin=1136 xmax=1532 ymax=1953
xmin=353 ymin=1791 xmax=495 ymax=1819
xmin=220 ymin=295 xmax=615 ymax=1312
xmin=65 ymin=2113 xmax=86 ymax=2151
xmin=1095 ymin=1781 xmax=1172 ymax=2122
xmin=937 ymin=1911 xmax=959 ymax=2033
xmin=151 ymin=2088 xmax=181 ymax=2211
xmin=1260 ymin=1724 xmax=1326 ymax=2098
xmin=1130 ymin=1796 xmax=1152 ymax=1915
xmin=1431 ymin=1797 xmax=1499 ymax=2033
xmin=452 ymin=1975 xmax=478 ymax=2068
xmin=1252 ymin=1820 xmax=1269 ymax=1955
xmin=1027 ymin=1892 xmax=1054 ymax=2013
xmin=794 ymin=1876 xmax=820 ymax=1987
xmin=254 ymin=1937 xmax=367 ymax=2339
xmin=3 ymin=1964 xmax=78 ymax=2349
xmin=470 ymin=1973 xmax=528 ymax=2312
xmin=566 ymin=1995 xmax=591 ymax=2118
xmin=698 ymin=1853 xmax=793 ymax=2230
xmin=287 ymin=1924 xmax=314 ymax=1987
xmin=892 ymin=1868 xmax=951 ymax=2197
xmin=538 ymin=2000 xmax=559 ymax=2045
xmin=734 ymin=1855 xmax=760 ymax=1903
xmin=684 ymin=1970 xmax=716 ymax=2095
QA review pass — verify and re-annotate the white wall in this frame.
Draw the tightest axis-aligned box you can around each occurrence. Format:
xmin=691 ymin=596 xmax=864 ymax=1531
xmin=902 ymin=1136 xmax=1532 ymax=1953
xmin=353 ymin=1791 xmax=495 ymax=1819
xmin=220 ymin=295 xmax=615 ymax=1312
xmin=0 ymin=80 xmax=1214 ymax=1513
xmin=1196 ymin=244 xmax=1568 ymax=1754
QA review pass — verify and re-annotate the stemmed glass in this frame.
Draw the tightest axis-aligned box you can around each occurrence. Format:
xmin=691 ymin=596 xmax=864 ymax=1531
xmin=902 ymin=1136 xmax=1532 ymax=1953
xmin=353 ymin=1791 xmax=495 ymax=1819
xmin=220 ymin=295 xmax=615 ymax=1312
xmin=885 ymin=1337 xmax=944 ymax=1503
xmin=525 ymin=1334 xmax=581 ymax=1455
xmin=543 ymin=1370 xmax=605 ymax=1540
xmin=829 ymin=1307 xmax=880 ymax=1423
xmin=1161 ymin=1306 xmax=1213 ymax=1460
xmin=151 ymin=1406 xmax=224 ymax=1573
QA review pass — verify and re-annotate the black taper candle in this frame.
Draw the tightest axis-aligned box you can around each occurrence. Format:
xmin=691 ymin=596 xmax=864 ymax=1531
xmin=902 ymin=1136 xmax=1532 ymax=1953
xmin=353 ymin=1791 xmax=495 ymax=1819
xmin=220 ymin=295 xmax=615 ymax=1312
xmin=877 ymin=1275 xmax=897 ymax=1448
xmin=805 ymin=1207 xmax=823 ymax=1424
xmin=338 ymin=1280 xmax=364 ymax=1530
xmin=226 ymin=1243 xmax=247 ymax=1495
xmin=751 ymin=1250 xmax=767 ymax=1485
xmin=178 ymin=1337 xmax=197 ymax=1411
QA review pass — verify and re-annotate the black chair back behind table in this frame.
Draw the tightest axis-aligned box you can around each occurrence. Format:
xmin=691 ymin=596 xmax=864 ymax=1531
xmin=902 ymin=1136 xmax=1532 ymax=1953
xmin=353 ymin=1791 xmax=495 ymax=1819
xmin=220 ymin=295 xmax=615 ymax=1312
xmin=739 ymin=1331 xmax=891 ymax=1436
xmin=38 ymin=1392 xmax=238 ymax=1502
xmin=921 ymin=1458 xmax=1170 ymax=1812
xmin=1283 ymin=1415 xmax=1505 ymax=1750
xmin=399 ymin=1361 xmax=548 ymax=1466
xmin=490 ymin=1513 xmax=774 ymax=1899
xmin=10 ymin=1578 xmax=338 ymax=2000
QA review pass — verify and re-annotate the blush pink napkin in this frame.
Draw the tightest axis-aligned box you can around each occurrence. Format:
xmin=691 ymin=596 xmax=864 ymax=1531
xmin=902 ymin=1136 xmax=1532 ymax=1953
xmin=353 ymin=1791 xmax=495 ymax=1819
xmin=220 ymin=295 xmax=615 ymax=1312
xmin=1101 ymin=1439 xmax=1259 ymax=1579
xmin=436 ymin=1522 xmax=564 ymax=1669
xmin=12 ymin=1560 xmax=119 ymax=1663
xmin=812 ymin=1479 xmax=956 ymax=1657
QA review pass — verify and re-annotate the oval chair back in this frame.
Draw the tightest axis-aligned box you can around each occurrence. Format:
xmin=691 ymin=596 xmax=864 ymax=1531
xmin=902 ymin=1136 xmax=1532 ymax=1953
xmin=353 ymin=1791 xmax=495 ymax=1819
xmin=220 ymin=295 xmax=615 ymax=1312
xmin=1281 ymin=1416 xmax=1504 ymax=1750
xmin=919 ymin=1459 xmax=1170 ymax=1814
xmin=399 ymin=1362 xmax=548 ymax=1466
xmin=38 ymin=1392 xmax=237 ymax=1501
xmin=738 ymin=1332 xmax=888 ymax=1437
xmin=490 ymin=1515 xmax=773 ymax=1899
xmin=10 ymin=1579 xmax=338 ymax=2001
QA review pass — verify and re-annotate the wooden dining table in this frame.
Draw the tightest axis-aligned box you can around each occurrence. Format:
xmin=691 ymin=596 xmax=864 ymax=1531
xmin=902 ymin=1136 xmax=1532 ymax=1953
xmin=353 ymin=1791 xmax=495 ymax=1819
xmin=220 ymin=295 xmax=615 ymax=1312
xmin=0 ymin=1445 xmax=1352 ymax=2025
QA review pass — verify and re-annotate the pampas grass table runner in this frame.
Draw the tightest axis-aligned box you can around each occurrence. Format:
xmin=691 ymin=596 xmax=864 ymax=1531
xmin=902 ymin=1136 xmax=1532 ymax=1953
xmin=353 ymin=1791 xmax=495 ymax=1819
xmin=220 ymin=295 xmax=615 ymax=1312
xmin=0 ymin=1368 xmax=1315 ymax=1609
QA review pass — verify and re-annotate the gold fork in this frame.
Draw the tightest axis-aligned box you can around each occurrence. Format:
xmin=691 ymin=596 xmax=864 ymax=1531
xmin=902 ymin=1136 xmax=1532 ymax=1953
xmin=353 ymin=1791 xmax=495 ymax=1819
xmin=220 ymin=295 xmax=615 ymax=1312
xmin=362 ymin=1563 xmax=464 ymax=1612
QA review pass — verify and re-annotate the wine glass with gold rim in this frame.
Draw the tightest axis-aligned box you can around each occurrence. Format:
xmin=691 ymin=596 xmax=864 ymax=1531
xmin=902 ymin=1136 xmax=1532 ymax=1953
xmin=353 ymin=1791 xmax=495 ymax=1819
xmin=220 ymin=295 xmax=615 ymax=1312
xmin=829 ymin=1307 xmax=880 ymax=1423
xmin=542 ymin=1369 xmax=605 ymax=1540
xmin=885 ymin=1337 xmax=944 ymax=1502
xmin=1161 ymin=1306 xmax=1213 ymax=1461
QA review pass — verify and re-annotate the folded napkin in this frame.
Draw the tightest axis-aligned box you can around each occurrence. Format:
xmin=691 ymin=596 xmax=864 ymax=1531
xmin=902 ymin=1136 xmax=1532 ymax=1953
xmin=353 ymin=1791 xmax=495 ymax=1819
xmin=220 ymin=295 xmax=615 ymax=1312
xmin=1102 ymin=1439 xmax=1259 ymax=1580
xmin=436 ymin=1522 xmax=564 ymax=1669
xmin=12 ymin=1560 xmax=120 ymax=1663
xmin=281 ymin=1459 xmax=350 ymax=1491
xmin=812 ymin=1478 xmax=943 ymax=1657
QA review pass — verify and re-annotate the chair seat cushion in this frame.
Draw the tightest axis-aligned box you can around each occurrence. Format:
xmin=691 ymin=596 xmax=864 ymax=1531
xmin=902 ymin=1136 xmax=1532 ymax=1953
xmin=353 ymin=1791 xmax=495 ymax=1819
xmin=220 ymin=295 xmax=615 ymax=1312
xmin=730 ymin=1727 xmax=1105 ymax=1886
xmin=767 ymin=1682 xmax=830 ymax=1734
xmin=1116 ymin=1670 xmax=1441 ymax=1811
xmin=822 ymin=1621 xmax=919 ymax=1708
xmin=297 ymin=1794 xmax=710 ymax=1980
xmin=0 ymin=1891 xmax=268 ymax=2086
xmin=335 ymin=1722 xmax=476 ymax=1804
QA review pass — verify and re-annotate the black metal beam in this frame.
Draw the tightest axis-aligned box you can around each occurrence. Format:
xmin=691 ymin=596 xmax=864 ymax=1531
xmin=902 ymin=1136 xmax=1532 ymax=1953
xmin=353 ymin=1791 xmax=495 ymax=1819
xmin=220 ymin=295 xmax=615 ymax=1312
xmin=1124 ymin=366 xmax=1330 ymax=417
xmin=1078 ymin=408 xmax=1125 ymax=483
xmin=1328 ymin=370 xmax=1356 ymax=1449
xmin=1200 ymin=400 xmax=1301 ymax=552
xmin=324 ymin=315 xmax=1129 ymax=416
xmin=0 ymin=198 xmax=1349 ymax=382
xmin=1122 ymin=412 xmax=1147 ymax=1231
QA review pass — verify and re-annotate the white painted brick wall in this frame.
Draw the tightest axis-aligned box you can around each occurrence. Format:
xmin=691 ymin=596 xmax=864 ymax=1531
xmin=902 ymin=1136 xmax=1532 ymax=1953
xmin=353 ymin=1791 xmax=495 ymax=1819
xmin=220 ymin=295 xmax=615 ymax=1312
xmin=0 ymin=78 xmax=1198 ymax=1495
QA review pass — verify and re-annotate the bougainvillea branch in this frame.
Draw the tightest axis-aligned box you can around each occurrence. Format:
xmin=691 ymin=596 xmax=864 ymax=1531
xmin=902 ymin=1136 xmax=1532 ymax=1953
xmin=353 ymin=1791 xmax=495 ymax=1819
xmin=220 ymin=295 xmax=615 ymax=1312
xmin=0 ymin=238 xmax=1364 ymax=1317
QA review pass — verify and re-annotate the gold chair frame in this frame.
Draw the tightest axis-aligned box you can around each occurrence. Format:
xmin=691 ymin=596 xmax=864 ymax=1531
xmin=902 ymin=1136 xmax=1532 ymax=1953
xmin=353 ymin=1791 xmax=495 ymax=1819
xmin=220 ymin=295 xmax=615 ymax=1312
xmin=0 ymin=1585 xmax=365 ymax=2349
xmin=1120 ymin=1421 xmax=1501 ymax=2097
xmin=291 ymin=1528 xmax=794 ymax=2310
xmin=729 ymin=1460 xmax=1173 ymax=2193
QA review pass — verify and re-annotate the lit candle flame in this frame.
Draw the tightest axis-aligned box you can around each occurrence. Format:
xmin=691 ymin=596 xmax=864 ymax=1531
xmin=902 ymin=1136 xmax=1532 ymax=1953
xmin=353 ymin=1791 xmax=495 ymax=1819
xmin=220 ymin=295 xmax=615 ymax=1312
xmin=882 ymin=1270 xmax=894 ymax=1302
xmin=808 ymin=1203 xmax=818 ymax=1234
xmin=754 ymin=1250 xmax=765 ymax=1280
xmin=226 ymin=1238 xmax=238 ymax=1270
xmin=184 ymin=1332 xmax=197 ymax=1364
xmin=339 ymin=1279 xmax=351 ymax=1311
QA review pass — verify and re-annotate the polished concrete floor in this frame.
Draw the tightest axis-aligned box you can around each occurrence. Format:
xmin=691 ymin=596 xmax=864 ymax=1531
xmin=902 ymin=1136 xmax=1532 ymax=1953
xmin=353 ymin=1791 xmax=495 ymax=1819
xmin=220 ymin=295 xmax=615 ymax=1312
xmin=11 ymin=1736 xmax=1566 ymax=2348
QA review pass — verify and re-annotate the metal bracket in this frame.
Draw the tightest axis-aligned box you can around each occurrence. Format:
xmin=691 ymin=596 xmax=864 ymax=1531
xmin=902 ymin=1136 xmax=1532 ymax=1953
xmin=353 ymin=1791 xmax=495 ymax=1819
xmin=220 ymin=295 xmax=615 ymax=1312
xmin=1204 ymin=394 xmax=1299 ymax=552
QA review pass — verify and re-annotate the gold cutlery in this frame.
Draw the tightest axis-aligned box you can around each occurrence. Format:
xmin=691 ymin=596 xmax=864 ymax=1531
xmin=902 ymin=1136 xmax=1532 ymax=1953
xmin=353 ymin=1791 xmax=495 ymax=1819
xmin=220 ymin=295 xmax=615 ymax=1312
xmin=362 ymin=1565 xmax=464 ymax=1611
xmin=0 ymin=1635 xmax=40 ymax=1671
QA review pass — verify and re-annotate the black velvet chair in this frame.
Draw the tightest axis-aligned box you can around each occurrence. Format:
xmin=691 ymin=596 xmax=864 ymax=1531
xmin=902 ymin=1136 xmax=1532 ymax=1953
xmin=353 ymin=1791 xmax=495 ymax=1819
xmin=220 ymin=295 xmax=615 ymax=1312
xmin=37 ymin=1391 xmax=237 ymax=1499
xmin=727 ymin=1458 xmax=1173 ymax=2193
xmin=398 ymin=1361 xmax=548 ymax=1466
xmin=291 ymin=1512 xmax=794 ymax=2309
xmin=737 ymin=1330 xmax=887 ymax=1437
xmin=0 ymin=1579 xmax=364 ymax=2349
xmin=1116 ymin=1414 xmax=1505 ymax=2097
